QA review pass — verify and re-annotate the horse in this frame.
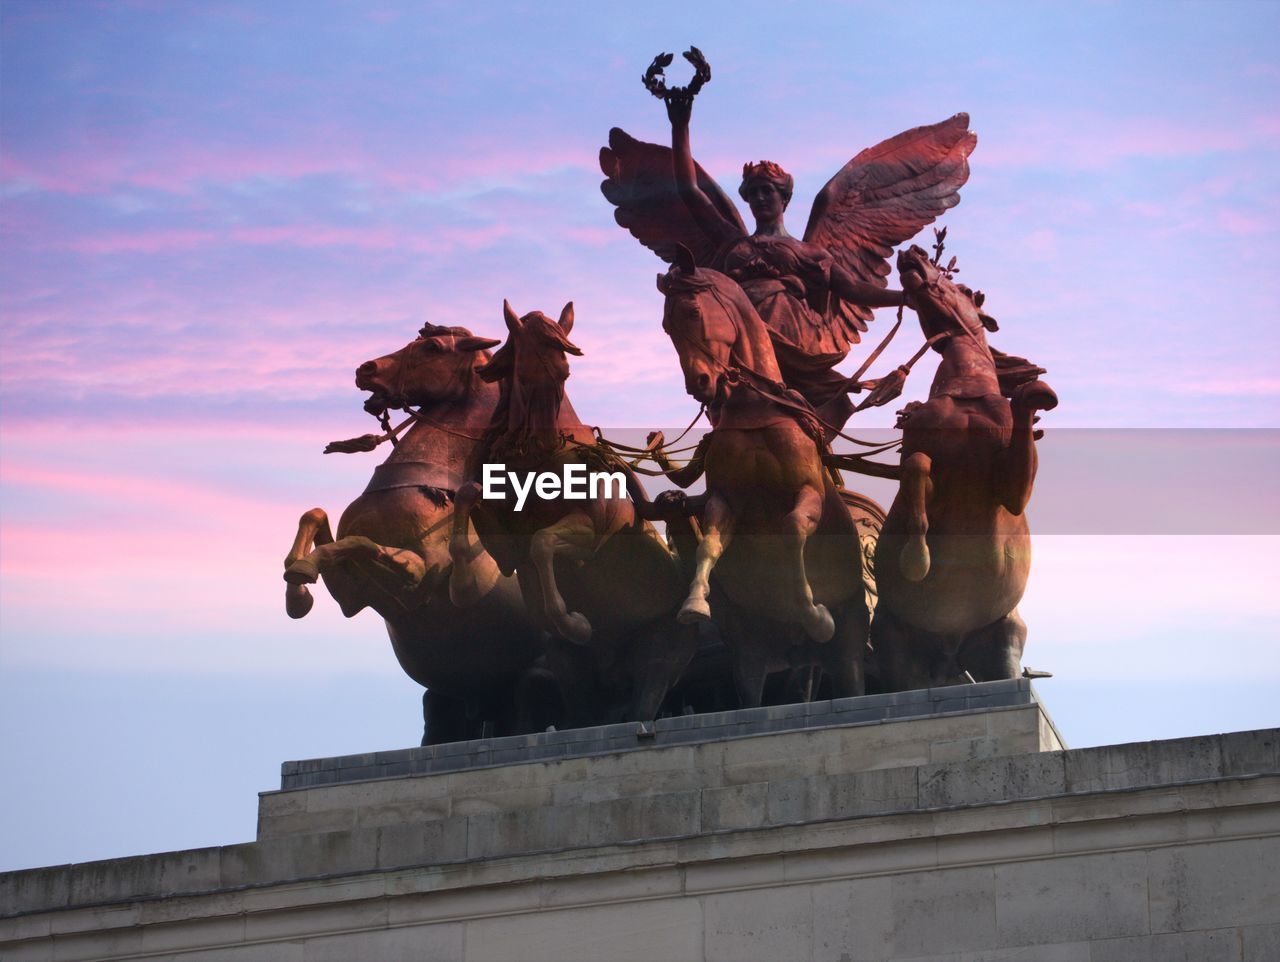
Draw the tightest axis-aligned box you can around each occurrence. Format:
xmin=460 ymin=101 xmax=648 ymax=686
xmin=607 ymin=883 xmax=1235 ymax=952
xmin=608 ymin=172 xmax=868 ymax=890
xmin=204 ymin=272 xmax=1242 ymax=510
xmin=282 ymin=323 xmax=545 ymax=744
xmin=656 ymin=258 xmax=871 ymax=707
xmin=448 ymin=301 xmax=696 ymax=726
xmin=871 ymin=245 xmax=1058 ymax=691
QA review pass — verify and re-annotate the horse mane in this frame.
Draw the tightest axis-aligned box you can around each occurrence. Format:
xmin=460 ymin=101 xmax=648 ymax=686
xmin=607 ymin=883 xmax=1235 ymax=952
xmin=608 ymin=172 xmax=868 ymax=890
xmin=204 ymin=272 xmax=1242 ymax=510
xmin=658 ymin=264 xmax=785 ymax=387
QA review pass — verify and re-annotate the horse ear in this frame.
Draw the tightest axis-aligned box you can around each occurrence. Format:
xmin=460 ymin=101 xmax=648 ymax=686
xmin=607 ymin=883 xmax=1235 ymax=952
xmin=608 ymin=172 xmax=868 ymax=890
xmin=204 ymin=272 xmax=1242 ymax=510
xmin=455 ymin=335 xmax=501 ymax=352
xmin=477 ymin=343 xmax=513 ymax=383
xmin=558 ymin=302 xmax=574 ymax=335
xmin=503 ymin=299 xmax=522 ymax=333
xmin=673 ymin=243 xmax=696 ymax=274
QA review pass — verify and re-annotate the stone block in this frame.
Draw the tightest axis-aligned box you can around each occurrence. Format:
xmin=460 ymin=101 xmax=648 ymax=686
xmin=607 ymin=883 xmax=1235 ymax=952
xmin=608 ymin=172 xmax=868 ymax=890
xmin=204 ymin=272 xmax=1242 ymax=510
xmin=702 ymin=884 xmax=813 ymax=962
xmin=242 ymin=899 xmax=387 ymax=945
xmin=303 ymin=922 xmax=464 ymax=961
xmin=995 ymin=850 xmax=1150 ymax=944
xmin=935 ymin=824 xmax=1054 ymax=866
xmin=449 ymin=785 xmax=554 ymax=817
xmin=586 ymin=789 xmax=700 ymax=846
xmin=683 ymin=854 xmax=784 ymax=894
xmin=138 ymin=913 xmax=248 ymax=956
xmin=1149 ymin=835 xmax=1280 ymax=933
xmin=463 ymin=896 xmax=702 ymax=961
xmin=1089 ymin=928 xmax=1243 ymax=962
xmin=784 ymin=833 xmax=937 ymax=885
xmin=386 ymin=881 xmax=540 ymax=926
xmin=1038 ymin=709 xmax=1067 ymax=752
xmin=766 ymin=775 xmax=820 ymax=825
xmin=700 ymin=782 xmax=768 ymax=833
xmin=822 ymin=766 xmax=919 ymax=820
xmin=899 ymin=945 xmax=1092 ymax=962
xmin=918 ymin=752 xmax=1065 ymax=809
xmin=0 ymin=935 xmax=54 ymax=962
xmin=539 ymin=864 xmax=681 ymax=909
xmin=985 ymin=705 xmax=1038 ymax=735
xmin=47 ymin=923 xmax=145 ymax=961
xmin=465 ymin=805 xmax=582 ymax=861
xmin=1242 ymin=922 xmax=1280 ymax=962
xmin=1051 ymin=804 xmax=1188 ymax=854
xmin=889 ymin=864 xmax=998 ymax=957
xmin=1064 ymin=736 xmax=1221 ymax=794
xmin=929 ymin=735 xmax=1002 ymax=764
xmin=1219 ymin=729 xmax=1280 ymax=777
xmin=219 ymin=830 xmax=378 ymax=888
xmin=809 ymin=875 xmax=894 ymax=961
xmin=376 ymin=819 xmax=468 ymax=870
xmin=0 ymin=864 xmax=71 ymax=917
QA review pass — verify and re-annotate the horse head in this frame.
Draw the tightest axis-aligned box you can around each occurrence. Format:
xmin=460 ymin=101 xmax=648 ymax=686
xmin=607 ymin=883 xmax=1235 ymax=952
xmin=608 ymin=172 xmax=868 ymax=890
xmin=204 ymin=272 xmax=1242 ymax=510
xmin=355 ymin=323 xmax=501 ymax=413
xmin=897 ymin=245 xmax=998 ymax=349
xmin=478 ymin=301 xmax=581 ymax=448
xmin=658 ymin=254 xmax=779 ymax=406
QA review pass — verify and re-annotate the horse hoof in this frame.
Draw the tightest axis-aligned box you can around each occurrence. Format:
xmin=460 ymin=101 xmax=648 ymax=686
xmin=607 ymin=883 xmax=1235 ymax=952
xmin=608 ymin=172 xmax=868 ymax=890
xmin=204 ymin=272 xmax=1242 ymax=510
xmin=285 ymin=584 xmax=314 ymax=619
xmin=283 ymin=559 xmax=319 ymax=585
xmin=802 ymin=603 xmax=835 ymax=643
xmin=1015 ymin=380 xmax=1059 ymax=412
xmin=561 ymin=612 xmax=593 ymax=646
xmin=901 ymin=541 xmax=931 ymax=582
xmin=678 ymin=597 xmax=711 ymax=624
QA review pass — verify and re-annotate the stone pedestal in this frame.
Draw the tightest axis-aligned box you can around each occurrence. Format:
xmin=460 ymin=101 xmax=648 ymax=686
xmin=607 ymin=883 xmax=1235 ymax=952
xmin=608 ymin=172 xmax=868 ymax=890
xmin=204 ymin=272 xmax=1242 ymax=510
xmin=3 ymin=680 xmax=1278 ymax=961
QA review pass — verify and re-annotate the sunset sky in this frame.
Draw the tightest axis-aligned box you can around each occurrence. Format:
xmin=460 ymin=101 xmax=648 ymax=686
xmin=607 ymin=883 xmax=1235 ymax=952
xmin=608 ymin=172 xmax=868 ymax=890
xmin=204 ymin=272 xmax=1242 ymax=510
xmin=2 ymin=0 xmax=1277 ymax=871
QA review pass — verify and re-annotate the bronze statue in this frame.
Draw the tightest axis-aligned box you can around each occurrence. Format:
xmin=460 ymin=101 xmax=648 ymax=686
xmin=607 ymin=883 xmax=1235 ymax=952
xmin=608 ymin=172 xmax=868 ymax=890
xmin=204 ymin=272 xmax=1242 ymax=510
xmin=282 ymin=324 xmax=544 ymax=744
xmin=601 ymin=47 xmax=976 ymax=433
xmin=872 ymin=245 xmax=1057 ymax=690
xmin=657 ymin=255 xmax=870 ymax=705
xmin=448 ymin=302 xmax=696 ymax=725
xmin=282 ymin=50 xmax=1061 ymax=735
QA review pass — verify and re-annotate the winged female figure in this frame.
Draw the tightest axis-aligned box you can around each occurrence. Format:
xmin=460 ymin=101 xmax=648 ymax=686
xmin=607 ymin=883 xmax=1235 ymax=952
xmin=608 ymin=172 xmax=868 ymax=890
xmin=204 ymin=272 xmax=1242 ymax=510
xmin=600 ymin=48 xmax=977 ymax=431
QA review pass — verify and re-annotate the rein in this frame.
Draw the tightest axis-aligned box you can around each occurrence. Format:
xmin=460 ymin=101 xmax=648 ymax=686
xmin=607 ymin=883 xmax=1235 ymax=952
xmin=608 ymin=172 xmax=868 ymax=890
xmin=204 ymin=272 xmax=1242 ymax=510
xmin=665 ymin=286 xmax=903 ymax=451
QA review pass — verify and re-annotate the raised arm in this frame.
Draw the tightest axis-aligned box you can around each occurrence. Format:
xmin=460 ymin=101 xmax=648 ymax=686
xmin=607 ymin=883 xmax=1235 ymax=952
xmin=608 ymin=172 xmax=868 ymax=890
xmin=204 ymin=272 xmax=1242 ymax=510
xmin=657 ymin=56 xmax=741 ymax=248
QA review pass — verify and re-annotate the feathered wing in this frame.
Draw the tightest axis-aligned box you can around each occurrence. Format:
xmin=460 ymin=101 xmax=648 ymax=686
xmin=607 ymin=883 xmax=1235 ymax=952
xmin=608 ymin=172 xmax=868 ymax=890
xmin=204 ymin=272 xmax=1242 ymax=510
xmin=804 ymin=113 xmax=977 ymax=341
xmin=600 ymin=127 xmax=746 ymax=266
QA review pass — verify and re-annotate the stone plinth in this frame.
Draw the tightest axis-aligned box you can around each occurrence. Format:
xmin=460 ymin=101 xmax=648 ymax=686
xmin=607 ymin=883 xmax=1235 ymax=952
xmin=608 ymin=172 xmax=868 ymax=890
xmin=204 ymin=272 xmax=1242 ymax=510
xmin=3 ymin=680 xmax=1278 ymax=961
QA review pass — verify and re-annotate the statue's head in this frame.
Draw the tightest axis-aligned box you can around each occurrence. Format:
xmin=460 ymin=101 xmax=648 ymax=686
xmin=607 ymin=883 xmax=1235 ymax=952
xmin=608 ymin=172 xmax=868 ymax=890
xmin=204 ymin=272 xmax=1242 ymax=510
xmin=739 ymin=161 xmax=793 ymax=218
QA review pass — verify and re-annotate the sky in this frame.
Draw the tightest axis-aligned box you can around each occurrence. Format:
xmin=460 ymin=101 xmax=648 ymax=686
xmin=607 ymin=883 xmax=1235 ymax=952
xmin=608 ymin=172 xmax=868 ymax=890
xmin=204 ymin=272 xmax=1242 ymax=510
xmin=1 ymin=0 xmax=1278 ymax=872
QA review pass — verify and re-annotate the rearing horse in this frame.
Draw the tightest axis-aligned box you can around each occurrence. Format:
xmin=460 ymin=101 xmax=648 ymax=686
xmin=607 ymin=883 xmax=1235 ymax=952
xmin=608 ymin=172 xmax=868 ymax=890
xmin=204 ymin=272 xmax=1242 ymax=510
xmin=872 ymin=245 xmax=1058 ymax=690
xmin=281 ymin=324 xmax=544 ymax=743
xmin=448 ymin=301 xmax=695 ymax=725
xmin=659 ymin=259 xmax=870 ymax=706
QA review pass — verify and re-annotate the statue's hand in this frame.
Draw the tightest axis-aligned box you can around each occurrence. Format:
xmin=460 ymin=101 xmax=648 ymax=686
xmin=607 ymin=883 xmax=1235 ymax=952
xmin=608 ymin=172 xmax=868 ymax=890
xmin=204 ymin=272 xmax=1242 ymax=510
xmin=665 ymin=88 xmax=694 ymax=126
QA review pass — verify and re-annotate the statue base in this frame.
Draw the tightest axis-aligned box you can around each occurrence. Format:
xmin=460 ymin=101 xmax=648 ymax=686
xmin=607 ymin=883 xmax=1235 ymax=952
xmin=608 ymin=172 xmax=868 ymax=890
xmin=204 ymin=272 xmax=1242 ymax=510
xmin=4 ymin=680 xmax=1279 ymax=961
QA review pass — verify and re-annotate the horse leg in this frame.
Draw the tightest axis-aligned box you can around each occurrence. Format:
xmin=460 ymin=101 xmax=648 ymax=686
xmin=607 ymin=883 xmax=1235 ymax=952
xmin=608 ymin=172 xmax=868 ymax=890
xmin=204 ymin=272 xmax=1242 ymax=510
xmin=720 ymin=606 xmax=770 ymax=709
xmin=899 ymin=451 xmax=933 ymax=582
xmin=786 ymin=484 xmax=835 ymax=643
xmin=678 ymin=493 xmax=734 ymax=624
xmin=823 ymin=601 xmax=869 ymax=699
xmin=960 ymin=608 xmax=1028 ymax=682
xmin=287 ymin=535 xmax=427 ymax=588
xmin=872 ymin=605 xmax=931 ymax=693
xmin=629 ymin=621 xmax=698 ymax=722
xmin=528 ymin=512 xmax=596 ymax=645
xmin=448 ymin=481 xmax=485 ymax=606
xmin=999 ymin=380 xmax=1058 ymax=515
xmin=422 ymin=689 xmax=477 ymax=746
xmin=283 ymin=508 xmax=334 ymax=619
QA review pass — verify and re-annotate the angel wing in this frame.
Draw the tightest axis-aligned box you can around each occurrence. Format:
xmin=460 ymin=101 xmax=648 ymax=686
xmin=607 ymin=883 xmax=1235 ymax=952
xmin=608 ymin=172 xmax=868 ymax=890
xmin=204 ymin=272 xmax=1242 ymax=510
xmin=600 ymin=127 xmax=746 ymax=266
xmin=804 ymin=113 xmax=977 ymax=340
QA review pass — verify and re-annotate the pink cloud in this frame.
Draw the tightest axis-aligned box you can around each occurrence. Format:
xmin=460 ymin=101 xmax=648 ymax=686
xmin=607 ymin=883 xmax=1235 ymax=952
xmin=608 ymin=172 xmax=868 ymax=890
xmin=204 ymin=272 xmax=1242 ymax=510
xmin=2 ymin=133 xmax=599 ymax=198
xmin=979 ymin=111 xmax=1280 ymax=171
